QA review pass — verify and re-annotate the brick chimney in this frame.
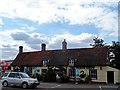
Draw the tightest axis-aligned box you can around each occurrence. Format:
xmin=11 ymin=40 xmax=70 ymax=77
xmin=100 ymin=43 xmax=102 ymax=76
xmin=62 ymin=39 xmax=67 ymax=51
xmin=19 ymin=46 xmax=23 ymax=53
xmin=41 ymin=43 xmax=46 ymax=51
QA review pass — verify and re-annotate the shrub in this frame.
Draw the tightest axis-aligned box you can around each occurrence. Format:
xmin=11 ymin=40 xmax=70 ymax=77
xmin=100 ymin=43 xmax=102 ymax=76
xmin=31 ymin=74 xmax=42 ymax=81
xmin=31 ymin=74 xmax=36 ymax=78
xmin=61 ymin=75 xmax=70 ymax=83
xmin=85 ymin=75 xmax=91 ymax=83
xmin=46 ymin=69 xmax=56 ymax=82
xmin=36 ymin=74 xmax=42 ymax=82
xmin=40 ymin=69 xmax=56 ymax=82
xmin=41 ymin=74 xmax=50 ymax=82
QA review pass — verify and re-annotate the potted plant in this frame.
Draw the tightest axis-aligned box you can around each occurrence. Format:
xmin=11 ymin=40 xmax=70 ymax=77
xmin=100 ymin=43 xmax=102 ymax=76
xmin=85 ymin=75 xmax=91 ymax=84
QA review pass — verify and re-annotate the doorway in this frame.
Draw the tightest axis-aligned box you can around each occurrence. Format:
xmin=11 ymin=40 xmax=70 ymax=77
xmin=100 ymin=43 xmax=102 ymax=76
xmin=107 ymin=71 xmax=114 ymax=84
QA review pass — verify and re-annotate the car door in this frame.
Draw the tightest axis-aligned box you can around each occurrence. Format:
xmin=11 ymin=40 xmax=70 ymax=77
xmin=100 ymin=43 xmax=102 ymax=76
xmin=14 ymin=73 xmax=22 ymax=86
xmin=7 ymin=73 xmax=16 ymax=85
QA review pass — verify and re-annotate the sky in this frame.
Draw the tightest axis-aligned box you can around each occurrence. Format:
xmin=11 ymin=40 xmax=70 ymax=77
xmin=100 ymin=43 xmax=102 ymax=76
xmin=0 ymin=0 xmax=119 ymax=60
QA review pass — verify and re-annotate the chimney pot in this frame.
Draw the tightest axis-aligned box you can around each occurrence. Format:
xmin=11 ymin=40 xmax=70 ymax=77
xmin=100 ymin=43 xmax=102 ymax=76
xmin=62 ymin=39 xmax=67 ymax=50
xmin=41 ymin=43 xmax=46 ymax=51
xmin=19 ymin=46 xmax=23 ymax=53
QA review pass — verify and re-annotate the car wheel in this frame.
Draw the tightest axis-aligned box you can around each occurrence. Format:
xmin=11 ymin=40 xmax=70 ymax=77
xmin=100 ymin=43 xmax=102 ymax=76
xmin=3 ymin=81 xmax=8 ymax=87
xmin=22 ymin=82 xmax=28 ymax=89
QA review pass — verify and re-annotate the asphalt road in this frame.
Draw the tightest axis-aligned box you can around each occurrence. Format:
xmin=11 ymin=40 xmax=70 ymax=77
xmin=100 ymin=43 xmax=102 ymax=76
xmin=0 ymin=80 xmax=2 ymax=90
xmin=1 ymin=82 xmax=119 ymax=90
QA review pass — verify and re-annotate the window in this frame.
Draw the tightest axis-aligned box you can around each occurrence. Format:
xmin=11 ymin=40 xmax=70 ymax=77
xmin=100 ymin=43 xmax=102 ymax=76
xmin=34 ymin=67 xmax=39 ymax=74
xmin=27 ymin=67 xmax=32 ymax=75
xmin=69 ymin=68 xmax=75 ymax=78
xmin=8 ymin=73 xmax=15 ymax=78
xmin=43 ymin=60 xmax=48 ymax=66
xmin=69 ymin=59 xmax=75 ymax=66
xmin=20 ymin=73 xmax=29 ymax=78
xmin=42 ymin=69 xmax=47 ymax=75
xmin=89 ymin=69 xmax=97 ymax=80
xmin=15 ymin=73 xmax=20 ymax=78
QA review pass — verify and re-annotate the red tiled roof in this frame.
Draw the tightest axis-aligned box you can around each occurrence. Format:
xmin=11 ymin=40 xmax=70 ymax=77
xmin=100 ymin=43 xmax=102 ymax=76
xmin=11 ymin=47 xmax=109 ymax=67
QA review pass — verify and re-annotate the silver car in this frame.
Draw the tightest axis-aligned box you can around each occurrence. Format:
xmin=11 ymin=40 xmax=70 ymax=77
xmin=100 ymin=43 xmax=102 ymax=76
xmin=1 ymin=72 xmax=40 ymax=89
xmin=117 ymin=85 xmax=120 ymax=90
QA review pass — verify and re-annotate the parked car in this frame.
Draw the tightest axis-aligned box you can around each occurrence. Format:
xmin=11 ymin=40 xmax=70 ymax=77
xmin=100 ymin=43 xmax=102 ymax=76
xmin=117 ymin=85 xmax=120 ymax=90
xmin=1 ymin=72 xmax=40 ymax=89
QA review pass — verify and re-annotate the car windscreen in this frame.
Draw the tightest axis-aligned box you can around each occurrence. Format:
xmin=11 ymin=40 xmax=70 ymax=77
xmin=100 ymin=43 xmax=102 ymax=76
xmin=20 ymin=73 xmax=30 ymax=78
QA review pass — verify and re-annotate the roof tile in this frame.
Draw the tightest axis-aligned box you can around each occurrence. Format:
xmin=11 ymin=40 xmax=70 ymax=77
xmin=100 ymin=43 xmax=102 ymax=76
xmin=11 ymin=47 xmax=108 ymax=67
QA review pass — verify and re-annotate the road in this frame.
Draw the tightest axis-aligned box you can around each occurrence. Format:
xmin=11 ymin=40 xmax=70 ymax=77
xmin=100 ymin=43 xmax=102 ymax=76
xmin=1 ymin=82 xmax=118 ymax=90
xmin=0 ymin=80 xmax=2 ymax=90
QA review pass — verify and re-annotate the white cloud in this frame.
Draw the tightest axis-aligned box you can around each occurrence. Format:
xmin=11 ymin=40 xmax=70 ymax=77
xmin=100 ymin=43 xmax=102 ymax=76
xmin=0 ymin=29 xmax=95 ymax=60
xmin=0 ymin=0 xmax=118 ymax=33
xmin=48 ymin=33 xmax=94 ymax=49
xmin=0 ymin=18 xmax=3 ymax=25
xmin=0 ymin=0 xmax=119 ymax=60
xmin=95 ymin=11 xmax=118 ymax=30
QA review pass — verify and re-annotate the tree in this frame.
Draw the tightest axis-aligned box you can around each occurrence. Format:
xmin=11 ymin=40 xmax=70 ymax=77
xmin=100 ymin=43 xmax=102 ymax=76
xmin=110 ymin=41 xmax=120 ymax=69
xmin=90 ymin=37 xmax=105 ymax=47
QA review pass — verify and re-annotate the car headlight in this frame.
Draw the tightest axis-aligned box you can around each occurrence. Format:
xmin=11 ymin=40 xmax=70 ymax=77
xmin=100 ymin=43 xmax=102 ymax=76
xmin=34 ymin=80 xmax=39 ymax=83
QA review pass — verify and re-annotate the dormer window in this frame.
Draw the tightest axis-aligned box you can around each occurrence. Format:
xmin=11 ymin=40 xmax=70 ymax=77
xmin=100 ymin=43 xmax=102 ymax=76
xmin=43 ymin=60 xmax=48 ymax=66
xmin=68 ymin=59 xmax=75 ymax=66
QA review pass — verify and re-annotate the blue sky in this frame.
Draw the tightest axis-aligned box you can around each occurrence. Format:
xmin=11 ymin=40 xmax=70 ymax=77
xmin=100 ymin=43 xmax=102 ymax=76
xmin=0 ymin=0 xmax=119 ymax=60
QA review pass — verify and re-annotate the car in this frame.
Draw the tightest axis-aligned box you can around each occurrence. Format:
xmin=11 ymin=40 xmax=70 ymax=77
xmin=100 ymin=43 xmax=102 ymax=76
xmin=0 ymin=80 xmax=2 ymax=90
xmin=117 ymin=85 xmax=120 ymax=90
xmin=1 ymin=72 xmax=40 ymax=89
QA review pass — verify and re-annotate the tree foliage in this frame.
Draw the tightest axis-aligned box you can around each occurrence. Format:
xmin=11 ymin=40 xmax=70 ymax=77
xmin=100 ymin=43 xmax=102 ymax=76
xmin=90 ymin=37 xmax=105 ymax=47
xmin=90 ymin=37 xmax=120 ymax=69
xmin=110 ymin=41 xmax=120 ymax=69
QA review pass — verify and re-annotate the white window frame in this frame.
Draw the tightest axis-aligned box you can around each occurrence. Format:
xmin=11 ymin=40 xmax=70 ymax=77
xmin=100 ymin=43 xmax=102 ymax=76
xmin=43 ymin=60 xmax=48 ymax=66
xmin=69 ymin=68 xmax=75 ymax=78
xmin=69 ymin=59 xmax=75 ymax=66
xmin=89 ymin=69 xmax=97 ymax=80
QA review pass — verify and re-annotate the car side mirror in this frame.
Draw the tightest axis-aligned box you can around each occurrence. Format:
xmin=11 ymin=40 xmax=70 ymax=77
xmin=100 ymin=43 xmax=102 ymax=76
xmin=19 ymin=76 xmax=21 ymax=79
